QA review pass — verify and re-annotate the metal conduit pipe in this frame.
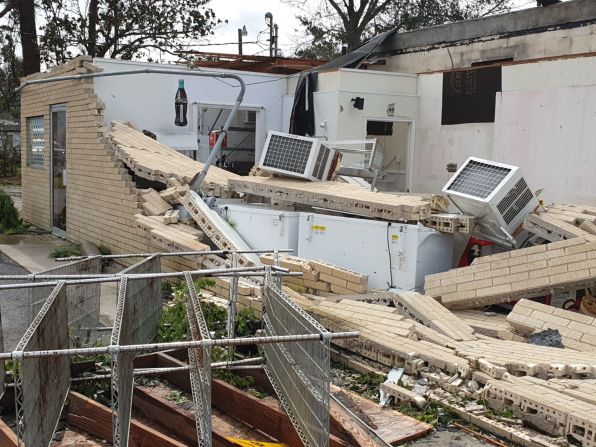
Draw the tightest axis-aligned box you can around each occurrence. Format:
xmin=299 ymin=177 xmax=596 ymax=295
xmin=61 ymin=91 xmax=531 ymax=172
xmin=0 ymin=331 xmax=360 ymax=360
xmin=55 ymin=248 xmax=294 ymax=262
xmin=0 ymin=265 xmax=300 ymax=289
xmin=17 ymin=67 xmax=246 ymax=192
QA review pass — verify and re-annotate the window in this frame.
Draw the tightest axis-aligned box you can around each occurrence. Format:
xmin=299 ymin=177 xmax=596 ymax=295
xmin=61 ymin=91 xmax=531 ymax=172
xmin=27 ymin=116 xmax=45 ymax=167
xmin=441 ymin=66 xmax=502 ymax=125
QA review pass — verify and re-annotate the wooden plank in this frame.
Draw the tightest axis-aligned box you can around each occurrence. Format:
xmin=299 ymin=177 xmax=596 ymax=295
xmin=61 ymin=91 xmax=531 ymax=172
xmin=331 ymin=385 xmax=433 ymax=445
xmin=153 ymin=352 xmax=351 ymax=447
xmin=67 ymin=391 xmax=186 ymax=447
xmin=0 ymin=418 xmax=18 ymax=447
xmin=133 ymin=386 xmax=238 ymax=447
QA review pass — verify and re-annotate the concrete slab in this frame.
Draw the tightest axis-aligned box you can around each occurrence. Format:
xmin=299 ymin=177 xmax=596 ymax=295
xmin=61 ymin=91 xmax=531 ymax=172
xmin=0 ymin=233 xmax=64 ymax=273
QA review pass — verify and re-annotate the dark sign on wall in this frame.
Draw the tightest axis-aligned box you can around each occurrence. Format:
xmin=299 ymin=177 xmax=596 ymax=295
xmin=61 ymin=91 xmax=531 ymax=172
xmin=441 ymin=66 xmax=502 ymax=125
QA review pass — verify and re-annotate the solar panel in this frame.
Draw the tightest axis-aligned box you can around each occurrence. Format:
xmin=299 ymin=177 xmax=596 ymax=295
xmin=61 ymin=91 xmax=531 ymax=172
xmin=262 ymin=133 xmax=314 ymax=174
xmin=445 ymin=159 xmax=511 ymax=199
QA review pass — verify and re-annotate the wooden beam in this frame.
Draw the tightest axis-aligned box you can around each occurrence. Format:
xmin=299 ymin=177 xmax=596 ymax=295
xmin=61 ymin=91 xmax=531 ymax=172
xmin=0 ymin=418 xmax=18 ymax=447
xmin=153 ymin=352 xmax=350 ymax=447
xmin=67 ymin=391 xmax=186 ymax=447
xmin=133 ymin=386 xmax=237 ymax=447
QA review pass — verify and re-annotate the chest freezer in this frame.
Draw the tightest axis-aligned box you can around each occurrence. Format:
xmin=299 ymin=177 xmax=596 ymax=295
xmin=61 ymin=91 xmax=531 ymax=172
xmin=297 ymin=213 xmax=453 ymax=291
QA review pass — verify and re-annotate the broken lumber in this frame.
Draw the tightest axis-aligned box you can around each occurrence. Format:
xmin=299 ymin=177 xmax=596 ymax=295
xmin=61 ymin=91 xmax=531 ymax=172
xmin=507 ymin=299 xmax=596 ymax=352
xmin=132 ymin=386 xmax=241 ymax=447
xmin=425 ymin=238 xmax=596 ymax=309
xmin=67 ymin=391 xmax=186 ymax=447
xmin=150 ymin=352 xmax=349 ymax=447
xmin=228 ymin=175 xmax=432 ymax=222
xmin=0 ymin=419 xmax=17 ymax=447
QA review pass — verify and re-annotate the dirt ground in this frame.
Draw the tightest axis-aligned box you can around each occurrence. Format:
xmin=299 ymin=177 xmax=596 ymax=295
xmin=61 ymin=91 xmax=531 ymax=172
xmin=406 ymin=428 xmax=492 ymax=446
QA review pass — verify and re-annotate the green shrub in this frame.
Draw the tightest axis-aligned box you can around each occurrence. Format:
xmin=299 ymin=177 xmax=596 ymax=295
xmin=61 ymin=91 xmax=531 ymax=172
xmin=0 ymin=190 xmax=25 ymax=234
xmin=49 ymin=242 xmax=83 ymax=258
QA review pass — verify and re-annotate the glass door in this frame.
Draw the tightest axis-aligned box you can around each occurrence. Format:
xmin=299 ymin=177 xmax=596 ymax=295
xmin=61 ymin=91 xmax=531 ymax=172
xmin=51 ymin=105 xmax=67 ymax=236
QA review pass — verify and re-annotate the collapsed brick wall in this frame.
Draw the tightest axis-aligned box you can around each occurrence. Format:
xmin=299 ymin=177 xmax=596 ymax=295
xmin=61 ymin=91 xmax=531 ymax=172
xmin=19 ymin=56 xmax=197 ymax=272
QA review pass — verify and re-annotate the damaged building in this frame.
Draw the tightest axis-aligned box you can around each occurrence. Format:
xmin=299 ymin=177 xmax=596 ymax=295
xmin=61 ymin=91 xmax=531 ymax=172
xmin=3 ymin=0 xmax=596 ymax=446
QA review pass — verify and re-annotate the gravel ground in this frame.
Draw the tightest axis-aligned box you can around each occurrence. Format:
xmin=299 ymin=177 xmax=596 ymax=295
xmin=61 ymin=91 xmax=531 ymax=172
xmin=0 ymin=250 xmax=31 ymax=350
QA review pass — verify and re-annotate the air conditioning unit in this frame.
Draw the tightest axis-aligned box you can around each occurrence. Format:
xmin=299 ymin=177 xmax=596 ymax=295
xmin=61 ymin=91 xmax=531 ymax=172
xmin=241 ymin=110 xmax=256 ymax=125
xmin=258 ymin=131 xmax=342 ymax=181
xmin=443 ymin=157 xmax=537 ymax=246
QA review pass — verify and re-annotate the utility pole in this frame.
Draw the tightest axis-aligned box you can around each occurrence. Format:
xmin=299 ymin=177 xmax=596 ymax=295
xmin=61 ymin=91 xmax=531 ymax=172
xmin=265 ymin=12 xmax=274 ymax=57
xmin=274 ymin=23 xmax=279 ymax=57
xmin=237 ymin=25 xmax=247 ymax=55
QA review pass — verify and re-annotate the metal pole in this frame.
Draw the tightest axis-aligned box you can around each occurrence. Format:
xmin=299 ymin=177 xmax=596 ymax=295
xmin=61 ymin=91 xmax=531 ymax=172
xmin=0 ymin=331 xmax=359 ymax=360
xmin=55 ymin=248 xmax=294 ymax=262
xmin=238 ymin=28 xmax=243 ymax=55
xmin=16 ymin=67 xmax=246 ymax=193
xmin=0 ymin=266 xmax=301 ymax=290
xmin=227 ymin=252 xmax=239 ymax=359
xmin=274 ymin=23 xmax=279 ymax=57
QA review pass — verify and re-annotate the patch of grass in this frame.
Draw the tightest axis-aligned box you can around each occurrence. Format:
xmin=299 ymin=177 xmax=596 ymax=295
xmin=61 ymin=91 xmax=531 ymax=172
xmin=0 ymin=190 xmax=26 ymax=234
xmin=166 ymin=390 xmax=189 ymax=404
xmin=49 ymin=242 xmax=83 ymax=259
xmin=155 ymin=278 xmax=217 ymax=343
xmin=398 ymin=402 xmax=458 ymax=427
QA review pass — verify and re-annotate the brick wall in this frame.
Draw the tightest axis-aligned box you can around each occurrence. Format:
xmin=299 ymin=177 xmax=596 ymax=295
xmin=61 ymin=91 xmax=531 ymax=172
xmin=19 ymin=57 xmax=163 ymax=262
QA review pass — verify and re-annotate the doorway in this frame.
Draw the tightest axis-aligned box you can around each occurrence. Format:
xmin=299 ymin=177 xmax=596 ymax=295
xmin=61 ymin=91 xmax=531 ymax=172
xmin=51 ymin=104 xmax=67 ymax=236
xmin=365 ymin=119 xmax=414 ymax=192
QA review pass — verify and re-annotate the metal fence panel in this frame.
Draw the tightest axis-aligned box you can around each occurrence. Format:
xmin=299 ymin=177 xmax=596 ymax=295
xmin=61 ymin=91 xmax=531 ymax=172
xmin=185 ymin=272 xmax=212 ymax=447
xmin=120 ymin=255 xmax=162 ymax=344
xmin=262 ymin=268 xmax=331 ymax=447
xmin=14 ymin=281 xmax=70 ymax=447
xmin=29 ymin=257 xmax=103 ymax=347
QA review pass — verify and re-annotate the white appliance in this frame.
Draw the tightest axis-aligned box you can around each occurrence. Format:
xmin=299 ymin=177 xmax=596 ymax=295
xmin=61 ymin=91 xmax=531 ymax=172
xmin=443 ymin=157 xmax=537 ymax=246
xmin=214 ymin=202 xmax=300 ymax=253
xmin=258 ymin=131 xmax=341 ymax=181
xmin=297 ymin=213 xmax=453 ymax=291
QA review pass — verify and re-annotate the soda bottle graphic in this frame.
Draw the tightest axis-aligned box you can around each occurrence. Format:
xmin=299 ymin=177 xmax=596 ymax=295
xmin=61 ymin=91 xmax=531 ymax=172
xmin=175 ymin=79 xmax=188 ymax=126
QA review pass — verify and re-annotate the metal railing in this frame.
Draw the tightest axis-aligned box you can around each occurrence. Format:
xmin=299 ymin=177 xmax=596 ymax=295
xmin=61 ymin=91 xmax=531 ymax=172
xmin=0 ymin=250 xmax=359 ymax=447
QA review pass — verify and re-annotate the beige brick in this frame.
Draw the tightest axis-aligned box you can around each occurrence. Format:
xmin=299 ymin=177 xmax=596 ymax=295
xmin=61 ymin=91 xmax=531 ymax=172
xmin=511 ymin=244 xmax=547 ymax=257
xmin=320 ymin=272 xmax=348 ymax=288
xmin=493 ymin=271 xmax=528 ymax=285
xmin=528 ymin=265 xmax=568 ymax=279
xmin=458 ymin=278 xmax=492 ymax=292
xmin=510 ymin=260 xmax=547 ymax=274
xmin=474 ymin=267 xmax=509 ymax=281
xmin=476 ymin=283 xmax=512 ymax=298
xmin=565 ymin=242 xmax=596 ymax=256
xmin=549 ymin=252 xmax=587 ymax=267
xmin=551 ymin=307 xmax=595 ymax=325
xmin=550 ymin=269 xmax=592 ymax=285
xmin=546 ymin=238 xmax=587 ymax=251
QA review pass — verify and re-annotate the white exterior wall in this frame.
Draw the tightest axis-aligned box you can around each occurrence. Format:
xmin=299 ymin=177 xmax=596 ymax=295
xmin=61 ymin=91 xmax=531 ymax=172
xmin=413 ymin=55 xmax=596 ymax=205
xmin=383 ymin=23 xmax=596 ymax=74
xmin=93 ymin=58 xmax=287 ymax=160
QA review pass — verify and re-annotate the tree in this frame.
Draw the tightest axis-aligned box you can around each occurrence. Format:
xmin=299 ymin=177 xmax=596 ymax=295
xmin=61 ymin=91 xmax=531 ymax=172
xmin=291 ymin=0 xmax=512 ymax=59
xmin=1 ymin=0 xmax=40 ymax=75
xmin=38 ymin=0 xmax=223 ymax=65
xmin=0 ymin=33 xmax=23 ymax=117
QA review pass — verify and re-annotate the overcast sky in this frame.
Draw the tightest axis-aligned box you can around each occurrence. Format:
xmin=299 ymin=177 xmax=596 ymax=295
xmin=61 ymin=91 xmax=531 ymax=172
xmin=196 ymin=0 xmax=538 ymax=57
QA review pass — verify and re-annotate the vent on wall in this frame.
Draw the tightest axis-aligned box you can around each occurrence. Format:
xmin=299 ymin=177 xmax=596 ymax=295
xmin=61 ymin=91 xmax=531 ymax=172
xmin=443 ymin=157 xmax=537 ymax=246
xmin=258 ymin=131 xmax=340 ymax=181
